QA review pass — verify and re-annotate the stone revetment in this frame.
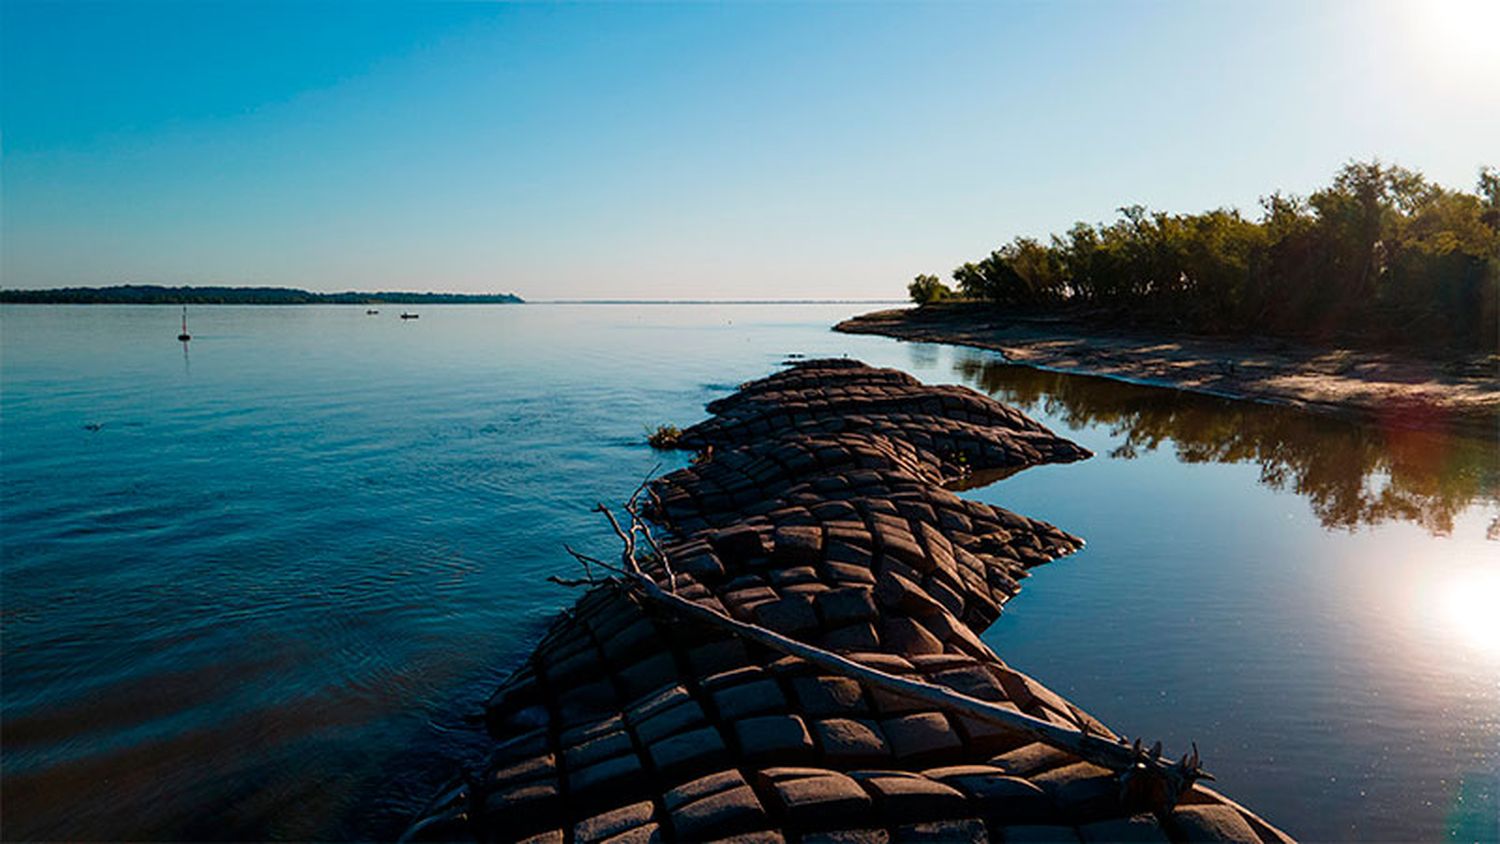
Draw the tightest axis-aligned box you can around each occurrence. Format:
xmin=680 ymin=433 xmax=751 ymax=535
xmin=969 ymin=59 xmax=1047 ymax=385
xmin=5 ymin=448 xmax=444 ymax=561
xmin=404 ymin=360 xmax=1292 ymax=844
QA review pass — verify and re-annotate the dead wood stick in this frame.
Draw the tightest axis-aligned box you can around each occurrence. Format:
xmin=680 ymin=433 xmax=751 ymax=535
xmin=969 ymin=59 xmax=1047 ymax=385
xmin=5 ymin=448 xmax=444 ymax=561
xmin=592 ymin=496 xmax=1208 ymax=807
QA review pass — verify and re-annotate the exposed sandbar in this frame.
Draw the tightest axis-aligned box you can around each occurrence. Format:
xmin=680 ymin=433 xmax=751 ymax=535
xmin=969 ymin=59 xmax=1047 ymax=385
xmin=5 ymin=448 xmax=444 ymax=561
xmin=837 ymin=304 xmax=1498 ymax=438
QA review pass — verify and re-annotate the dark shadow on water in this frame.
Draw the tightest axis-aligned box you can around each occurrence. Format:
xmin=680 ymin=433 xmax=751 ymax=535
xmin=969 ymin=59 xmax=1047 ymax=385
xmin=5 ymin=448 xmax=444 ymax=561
xmin=945 ymin=463 xmax=1029 ymax=492
xmin=948 ymin=351 xmax=1499 ymax=537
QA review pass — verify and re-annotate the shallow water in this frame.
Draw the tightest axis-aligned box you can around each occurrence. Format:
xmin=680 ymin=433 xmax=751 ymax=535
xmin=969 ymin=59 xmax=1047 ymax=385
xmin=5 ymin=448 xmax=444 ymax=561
xmin=1 ymin=303 xmax=1495 ymax=841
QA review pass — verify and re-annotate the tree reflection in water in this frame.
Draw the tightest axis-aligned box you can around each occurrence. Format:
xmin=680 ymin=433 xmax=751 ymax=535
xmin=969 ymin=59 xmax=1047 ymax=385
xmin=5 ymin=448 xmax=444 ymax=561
xmin=949 ymin=352 xmax=1498 ymax=537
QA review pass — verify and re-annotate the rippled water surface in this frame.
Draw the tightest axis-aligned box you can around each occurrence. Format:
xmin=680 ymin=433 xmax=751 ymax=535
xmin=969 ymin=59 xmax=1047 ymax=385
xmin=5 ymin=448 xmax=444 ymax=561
xmin=2 ymin=304 xmax=1496 ymax=841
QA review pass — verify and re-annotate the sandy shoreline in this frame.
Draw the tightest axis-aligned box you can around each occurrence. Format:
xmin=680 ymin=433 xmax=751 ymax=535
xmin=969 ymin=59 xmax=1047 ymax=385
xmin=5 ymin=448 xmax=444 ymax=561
xmin=836 ymin=305 xmax=1499 ymax=439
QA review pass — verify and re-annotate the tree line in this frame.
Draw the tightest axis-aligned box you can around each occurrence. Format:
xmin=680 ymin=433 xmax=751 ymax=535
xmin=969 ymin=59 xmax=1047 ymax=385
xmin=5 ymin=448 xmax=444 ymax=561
xmin=0 ymin=285 xmax=524 ymax=305
xmin=911 ymin=161 xmax=1499 ymax=353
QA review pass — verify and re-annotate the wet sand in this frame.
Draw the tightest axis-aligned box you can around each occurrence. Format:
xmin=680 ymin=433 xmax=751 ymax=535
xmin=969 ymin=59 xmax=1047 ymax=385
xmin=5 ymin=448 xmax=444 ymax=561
xmin=836 ymin=305 xmax=1498 ymax=438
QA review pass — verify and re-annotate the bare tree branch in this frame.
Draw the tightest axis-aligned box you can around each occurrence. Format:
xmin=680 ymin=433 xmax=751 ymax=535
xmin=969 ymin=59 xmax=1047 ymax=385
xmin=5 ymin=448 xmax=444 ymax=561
xmin=587 ymin=495 xmax=1211 ymax=811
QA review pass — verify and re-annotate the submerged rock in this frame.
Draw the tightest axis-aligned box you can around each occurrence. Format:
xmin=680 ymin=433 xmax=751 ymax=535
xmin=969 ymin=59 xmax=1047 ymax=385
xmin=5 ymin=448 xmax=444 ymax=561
xmin=405 ymin=360 xmax=1291 ymax=843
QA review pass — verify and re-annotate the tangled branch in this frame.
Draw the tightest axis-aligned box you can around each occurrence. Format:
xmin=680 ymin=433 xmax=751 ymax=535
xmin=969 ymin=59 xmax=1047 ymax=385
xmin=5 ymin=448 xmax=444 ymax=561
xmin=558 ymin=480 xmax=1212 ymax=814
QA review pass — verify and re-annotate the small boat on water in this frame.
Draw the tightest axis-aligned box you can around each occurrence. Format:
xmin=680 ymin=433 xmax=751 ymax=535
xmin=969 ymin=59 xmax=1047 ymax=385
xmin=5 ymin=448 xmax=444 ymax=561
xmin=400 ymin=312 xmax=419 ymax=320
xmin=366 ymin=309 xmax=380 ymax=315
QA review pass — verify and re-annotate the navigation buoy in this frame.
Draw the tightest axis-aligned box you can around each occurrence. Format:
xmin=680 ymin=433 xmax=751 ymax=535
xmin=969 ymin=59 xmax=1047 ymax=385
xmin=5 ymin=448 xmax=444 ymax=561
xmin=177 ymin=305 xmax=191 ymax=342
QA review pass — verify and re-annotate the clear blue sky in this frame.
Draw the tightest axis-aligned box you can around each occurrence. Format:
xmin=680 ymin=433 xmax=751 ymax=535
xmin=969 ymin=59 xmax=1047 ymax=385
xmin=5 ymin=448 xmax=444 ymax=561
xmin=3 ymin=1 xmax=1497 ymax=299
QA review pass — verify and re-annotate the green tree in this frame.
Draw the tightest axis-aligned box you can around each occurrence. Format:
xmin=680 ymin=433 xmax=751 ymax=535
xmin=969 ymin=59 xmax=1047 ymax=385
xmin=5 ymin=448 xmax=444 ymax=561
xmin=908 ymin=274 xmax=955 ymax=305
xmin=943 ymin=160 xmax=1498 ymax=353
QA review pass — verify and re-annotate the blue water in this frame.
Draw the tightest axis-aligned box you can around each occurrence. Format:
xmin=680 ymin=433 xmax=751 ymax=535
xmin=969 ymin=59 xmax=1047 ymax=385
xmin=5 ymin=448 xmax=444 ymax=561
xmin=1 ymin=304 xmax=1495 ymax=841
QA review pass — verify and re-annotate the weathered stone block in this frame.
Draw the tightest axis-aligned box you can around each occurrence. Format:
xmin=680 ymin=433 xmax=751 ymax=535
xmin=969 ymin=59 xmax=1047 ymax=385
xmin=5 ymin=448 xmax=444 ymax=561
xmin=1165 ymin=804 xmax=1261 ymax=844
xmin=600 ymin=617 xmax=660 ymax=667
xmin=670 ymin=784 xmax=768 ymax=840
xmin=557 ymin=681 xmax=619 ymax=727
xmin=574 ymin=800 xmax=656 ymax=844
xmin=1032 ymin=762 xmax=1118 ymax=819
xmin=851 ymin=771 xmax=968 ymax=822
xmin=990 ymin=742 xmax=1076 ymax=778
xmin=489 ymin=752 xmax=557 ymax=792
xmin=635 ymin=698 xmax=709 ymax=745
xmin=772 ymin=525 xmax=824 ymax=563
xmin=818 ymin=587 xmax=878 ymax=626
xmin=763 ymin=770 xmax=873 ymax=829
xmin=881 ymin=617 xmax=946 ymax=656
xmin=923 ymin=576 xmax=966 ymax=617
xmin=949 ymin=711 xmax=1029 ymax=757
xmin=881 ymin=712 xmax=962 ymax=762
xmin=483 ymin=779 xmax=562 ymax=820
xmin=712 ymin=678 xmax=786 ymax=720
xmin=813 ymin=718 xmax=890 ymax=764
xmin=931 ymin=666 xmax=1007 ymax=701
xmin=867 ymin=687 xmax=928 ymax=717
xmin=769 ymin=565 xmax=820 ymax=586
xmin=679 ymin=551 xmax=726 ymax=580
xmin=710 ymin=526 xmax=771 ymax=560
xmin=665 ymin=769 xmax=748 ymax=811
xmin=560 ymin=714 xmax=626 ymax=748
xmin=823 ymin=560 xmax=878 ymax=584
xmin=877 ymin=531 xmax=928 ymax=573
xmin=821 ymin=622 xmax=881 ymax=651
xmin=647 ymin=725 xmax=728 ymax=775
xmin=564 ymin=729 xmax=635 ymax=770
xmin=731 ymin=714 xmax=814 ymax=762
xmin=754 ymin=595 xmax=820 ymax=635
xmin=627 ymin=685 xmax=689 ymax=724
xmin=568 ymin=752 xmax=643 ymax=796
xmin=725 ymin=586 xmax=780 ymax=617
xmin=618 ymin=653 xmax=679 ymax=701
xmin=809 ymin=499 xmax=857 ymax=521
xmin=930 ymin=769 xmax=1056 ymax=826
xmin=791 ymin=675 xmax=868 ymax=716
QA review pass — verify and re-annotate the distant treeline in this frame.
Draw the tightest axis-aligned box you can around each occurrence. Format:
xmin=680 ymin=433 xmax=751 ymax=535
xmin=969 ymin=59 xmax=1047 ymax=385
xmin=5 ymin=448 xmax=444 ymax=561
xmin=0 ymin=285 xmax=524 ymax=305
xmin=911 ymin=161 xmax=1499 ymax=353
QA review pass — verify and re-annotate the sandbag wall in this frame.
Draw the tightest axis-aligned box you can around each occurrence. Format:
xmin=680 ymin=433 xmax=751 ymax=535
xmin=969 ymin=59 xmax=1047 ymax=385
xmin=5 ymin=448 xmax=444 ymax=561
xmin=406 ymin=360 xmax=1291 ymax=844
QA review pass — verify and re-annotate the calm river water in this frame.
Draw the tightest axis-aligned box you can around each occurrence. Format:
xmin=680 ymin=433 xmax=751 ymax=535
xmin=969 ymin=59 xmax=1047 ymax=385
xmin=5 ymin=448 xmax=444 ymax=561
xmin=1 ymin=304 xmax=1495 ymax=841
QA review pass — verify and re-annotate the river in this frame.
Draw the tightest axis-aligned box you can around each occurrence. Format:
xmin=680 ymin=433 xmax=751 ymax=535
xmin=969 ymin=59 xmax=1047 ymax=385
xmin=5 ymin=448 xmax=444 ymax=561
xmin=1 ymin=303 xmax=1494 ymax=840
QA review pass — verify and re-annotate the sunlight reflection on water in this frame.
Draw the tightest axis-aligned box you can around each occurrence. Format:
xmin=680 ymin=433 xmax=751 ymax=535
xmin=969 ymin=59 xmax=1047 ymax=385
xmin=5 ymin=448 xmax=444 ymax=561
xmin=1432 ymin=566 xmax=1500 ymax=662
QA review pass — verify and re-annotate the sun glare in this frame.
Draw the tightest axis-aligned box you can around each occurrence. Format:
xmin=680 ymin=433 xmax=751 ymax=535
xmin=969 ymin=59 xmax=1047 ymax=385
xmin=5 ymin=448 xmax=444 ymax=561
xmin=1408 ymin=0 xmax=1500 ymax=78
xmin=1437 ymin=567 xmax=1500 ymax=660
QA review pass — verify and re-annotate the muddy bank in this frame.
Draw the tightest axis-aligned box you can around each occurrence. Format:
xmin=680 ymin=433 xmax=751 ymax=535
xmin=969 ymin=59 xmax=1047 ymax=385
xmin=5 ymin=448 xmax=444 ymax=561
xmin=837 ymin=305 xmax=1498 ymax=438
xmin=406 ymin=361 xmax=1291 ymax=843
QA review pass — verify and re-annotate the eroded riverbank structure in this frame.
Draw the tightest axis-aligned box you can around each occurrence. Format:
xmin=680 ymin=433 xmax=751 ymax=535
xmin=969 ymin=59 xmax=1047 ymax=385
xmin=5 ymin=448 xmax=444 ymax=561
xmin=406 ymin=360 xmax=1291 ymax=843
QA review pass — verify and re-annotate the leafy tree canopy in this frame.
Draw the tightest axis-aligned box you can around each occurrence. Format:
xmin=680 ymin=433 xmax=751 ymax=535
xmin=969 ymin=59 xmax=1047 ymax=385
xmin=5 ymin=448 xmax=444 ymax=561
xmin=948 ymin=161 xmax=1498 ymax=353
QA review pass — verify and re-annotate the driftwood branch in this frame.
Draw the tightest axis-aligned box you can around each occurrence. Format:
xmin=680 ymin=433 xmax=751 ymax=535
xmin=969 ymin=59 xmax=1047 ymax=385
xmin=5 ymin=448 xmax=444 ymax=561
xmin=628 ymin=485 xmax=676 ymax=594
xmin=547 ymin=574 xmax=604 ymax=588
xmin=589 ymin=487 xmax=1210 ymax=810
xmin=562 ymin=544 xmax=627 ymax=578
